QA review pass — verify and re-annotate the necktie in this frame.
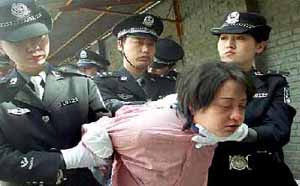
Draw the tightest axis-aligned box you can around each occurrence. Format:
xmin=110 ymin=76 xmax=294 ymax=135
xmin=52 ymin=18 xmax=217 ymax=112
xmin=30 ymin=75 xmax=45 ymax=100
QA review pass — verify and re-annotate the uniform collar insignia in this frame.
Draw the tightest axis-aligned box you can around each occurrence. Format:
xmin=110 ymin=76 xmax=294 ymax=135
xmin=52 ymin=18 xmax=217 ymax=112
xmin=9 ymin=77 xmax=18 ymax=85
xmin=120 ymin=76 xmax=128 ymax=81
xmin=51 ymin=70 xmax=63 ymax=79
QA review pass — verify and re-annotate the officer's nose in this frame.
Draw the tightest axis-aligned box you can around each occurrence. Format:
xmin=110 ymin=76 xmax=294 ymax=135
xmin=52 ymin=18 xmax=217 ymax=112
xmin=141 ymin=44 xmax=151 ymax=53
xmin=226 ymin=37 xmax=236 ymax=49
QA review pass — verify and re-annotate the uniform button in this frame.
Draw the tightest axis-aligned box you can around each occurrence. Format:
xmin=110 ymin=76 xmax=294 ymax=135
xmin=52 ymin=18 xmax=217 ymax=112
xmin=42 ymin=115 xmax=50 ymax=123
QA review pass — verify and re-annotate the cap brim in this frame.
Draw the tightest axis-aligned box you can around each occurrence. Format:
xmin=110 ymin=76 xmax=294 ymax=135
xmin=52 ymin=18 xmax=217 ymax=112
xmin=123 ymin=33 xmax=158 ymax=40
xmin=5 ymin=22 xmax=50 ymax=42
xmin=210 ymin=26 xmax=250 ymax=35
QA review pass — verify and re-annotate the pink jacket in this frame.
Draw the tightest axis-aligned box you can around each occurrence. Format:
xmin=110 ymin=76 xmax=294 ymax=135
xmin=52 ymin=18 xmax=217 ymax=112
xmin=98 ymin=105 xmax=216 ymax=186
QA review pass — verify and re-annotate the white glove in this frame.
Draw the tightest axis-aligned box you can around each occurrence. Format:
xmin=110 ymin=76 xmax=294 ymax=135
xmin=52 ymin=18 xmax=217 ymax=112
xmin=61 ymin=142 xmax=108 ymax=169
xmin=81 ymin=118 xmax=113 ymax=159
xmin=61 ymin=122 xmax=113 ymax=169
xmin=191 ymin=123 xmax=248 ymax=149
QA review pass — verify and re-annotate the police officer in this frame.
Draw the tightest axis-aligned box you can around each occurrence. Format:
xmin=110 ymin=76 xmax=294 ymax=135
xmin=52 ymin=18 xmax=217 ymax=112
xmin=207 ymin=11 xmax=297 ymax=186
xmin=77 ymin=49 xmax=110 ymax=77
xmin=0 ymin=55 xmax=13 ymax=78
xmin=0 ymin=1 xmax=112 ymax=185
xmin=148 ymin=38 xmax=183 ymax=77
xmin=95 ymin=13 xmax=171 ymax=114
xmin=145 ymin=38 xmax=184 ymax=100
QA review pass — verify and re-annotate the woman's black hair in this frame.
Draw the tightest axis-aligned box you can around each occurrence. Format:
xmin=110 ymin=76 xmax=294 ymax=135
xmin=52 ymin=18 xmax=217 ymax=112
xmin=176 ymin=61 xmax=255 ymax=130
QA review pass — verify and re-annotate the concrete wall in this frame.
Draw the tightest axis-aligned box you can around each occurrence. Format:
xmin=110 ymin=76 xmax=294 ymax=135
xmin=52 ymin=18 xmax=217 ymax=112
xmin=102 ymin=0 xmax=300 ymax=179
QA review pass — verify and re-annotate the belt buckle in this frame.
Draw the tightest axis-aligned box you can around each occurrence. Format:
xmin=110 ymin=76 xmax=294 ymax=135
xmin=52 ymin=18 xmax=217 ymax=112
xmin=229 ymin=154 xmax=252 ymax=171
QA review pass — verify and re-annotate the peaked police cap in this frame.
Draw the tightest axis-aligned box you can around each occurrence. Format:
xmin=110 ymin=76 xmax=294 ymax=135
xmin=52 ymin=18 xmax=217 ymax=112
xmin=0 ymin=0 xmax=53 ymax=42
xmin=154 ymin=38 xmax=184 ymax=66
xmin=211 ymin=11 xmax=271 ymax=41
xmin=112 ymin=13 xmax=163 ymax=40
xmin=77 ymin=50 xmax=110 ymax=68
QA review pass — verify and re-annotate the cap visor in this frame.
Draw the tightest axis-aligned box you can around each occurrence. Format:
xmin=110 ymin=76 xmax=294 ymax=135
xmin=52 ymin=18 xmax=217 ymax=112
xmin=211 ymin=26 xmax=249 ymax=35
xmin=5 ymin=23 xmax=50 ymax=42
xmin=126 ymin=33 xmax=158 ymax=40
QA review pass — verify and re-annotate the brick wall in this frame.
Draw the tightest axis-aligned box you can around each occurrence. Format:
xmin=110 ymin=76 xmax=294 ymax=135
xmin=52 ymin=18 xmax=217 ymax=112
xmin=102 ymin=0 xmax=300 ymax=179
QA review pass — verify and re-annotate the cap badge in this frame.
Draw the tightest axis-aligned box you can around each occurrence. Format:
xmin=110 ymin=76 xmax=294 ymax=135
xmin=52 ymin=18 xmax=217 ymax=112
xmin=11 ymin=3 xmax=31 ymax=19
xmin=80 ymin=50 xmax=88 ymax=59
xmin=226 ymin=11 xmax=240 ymax=24
xmin=143 ymin=15 xmax=154 ymax=27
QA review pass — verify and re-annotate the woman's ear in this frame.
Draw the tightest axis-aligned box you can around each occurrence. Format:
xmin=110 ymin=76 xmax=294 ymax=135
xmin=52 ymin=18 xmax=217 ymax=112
xmin=255 ymin=41 xmax=267 ymax=55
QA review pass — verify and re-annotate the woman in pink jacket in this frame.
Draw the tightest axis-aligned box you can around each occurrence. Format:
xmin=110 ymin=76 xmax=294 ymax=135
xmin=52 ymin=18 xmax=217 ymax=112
xmin=82 ymin=62 xmax=255 ymax=186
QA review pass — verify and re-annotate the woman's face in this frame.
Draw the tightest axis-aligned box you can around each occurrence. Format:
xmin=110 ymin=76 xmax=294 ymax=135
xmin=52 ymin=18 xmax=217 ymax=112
xmin=0 ymin=34 xmax=50 ymax=74
xmin=193 ymin=79 xmax=247 ymax=137
xmin=217 ymin=33 xmax=265 ymax=71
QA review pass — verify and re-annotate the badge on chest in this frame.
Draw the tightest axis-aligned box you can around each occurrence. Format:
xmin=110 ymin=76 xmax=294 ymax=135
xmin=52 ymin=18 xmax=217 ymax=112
xmin=60 ymin=97 xmax=79 ymax=107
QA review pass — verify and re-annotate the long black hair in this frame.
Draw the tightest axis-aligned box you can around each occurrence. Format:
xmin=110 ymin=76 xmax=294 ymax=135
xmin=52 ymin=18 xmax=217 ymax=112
xmin=176 ymin=61 xmax=255 ymax=130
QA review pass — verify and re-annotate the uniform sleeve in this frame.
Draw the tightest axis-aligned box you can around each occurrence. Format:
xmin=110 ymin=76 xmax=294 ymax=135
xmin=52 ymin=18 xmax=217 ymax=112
xmin=252 ymin=77 xmax=296 ymax=150
xmin=0 ymin=128 xmax=63 ymax=183
xmin=94 ymin=78 xmax=125 ymax=114
xmin=87 ymin=78 xmax=111 ymax=120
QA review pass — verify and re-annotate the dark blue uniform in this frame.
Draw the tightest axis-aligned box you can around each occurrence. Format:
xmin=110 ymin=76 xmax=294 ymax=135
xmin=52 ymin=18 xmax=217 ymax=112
xmin=0 ymin=65 xmax=107 ymax=186
xmin=143 ymin=71 xmax=177 ymax=100
xmin=94 ymin=67 xmax=176 ymax=114
xmin=208 ymin=70 xmax=297 ymax=186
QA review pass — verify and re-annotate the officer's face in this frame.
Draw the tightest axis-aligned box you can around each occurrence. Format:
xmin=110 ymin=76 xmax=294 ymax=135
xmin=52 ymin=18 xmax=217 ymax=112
xmin=79 ymin=66 xmax=98 ymax=76
xmin=0 ymin=34 xmax=50 ymax=74
xmin=119 ymin=36 xmax=156 ymax=72
xmin=193 ymin=79 xmax=247 ymax=137
xmin=217 ymin=34 xmax=266 ymax=71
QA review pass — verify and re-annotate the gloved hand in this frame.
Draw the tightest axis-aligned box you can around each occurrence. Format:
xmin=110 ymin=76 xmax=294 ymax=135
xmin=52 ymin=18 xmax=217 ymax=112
xmin=81 ymin=119 xmax=113 ymax=159
xmin=61 ymin=124 xmax=113 ymax=169
xmin=191 ymin=123 xmax=249 ymax=149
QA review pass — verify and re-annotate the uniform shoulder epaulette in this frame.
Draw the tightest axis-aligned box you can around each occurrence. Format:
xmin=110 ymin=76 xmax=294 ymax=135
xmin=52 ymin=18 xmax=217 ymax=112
xmin=266 ymin=70 xmax=289 ymax=77
xmin=254 ymin=70 xmax=289 ymax=78
xmin=56 ymin=69 xmax=88 ymax=77
xmin=96 ymin=71 xmax=120 ymax=78
xmin=159 ymin=74 xmax=177 ymax=81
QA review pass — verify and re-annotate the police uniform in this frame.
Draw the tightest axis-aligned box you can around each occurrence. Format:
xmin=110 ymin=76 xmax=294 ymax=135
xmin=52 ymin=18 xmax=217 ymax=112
xmin=95 ymin=14 xmax=173 ymax=113
xmin=77 ymin=49 xmax=110 ymax=76
xmin=0 ymin=1 xmax=108 ymax=185
xmin=208 ymin=11 xmax=297 ymax=186
xmin=146 ymin=38 xmax=184 ymax=100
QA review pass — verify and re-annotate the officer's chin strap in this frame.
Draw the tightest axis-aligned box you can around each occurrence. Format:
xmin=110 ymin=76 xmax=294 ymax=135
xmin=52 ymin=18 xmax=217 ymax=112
xmin=120 ymin=41 xmax=139 ymax=70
